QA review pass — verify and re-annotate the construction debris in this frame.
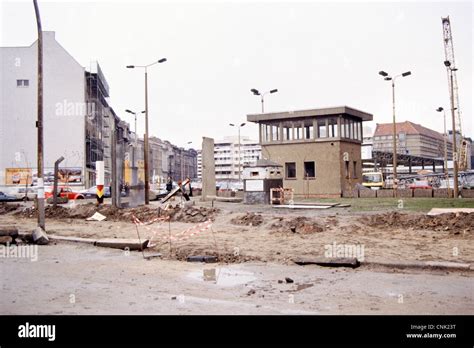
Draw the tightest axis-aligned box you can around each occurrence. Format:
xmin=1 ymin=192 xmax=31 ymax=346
xmin=94 ymin=238 xmax=149 ymax=251
xmin=0 ymin=226 xmax=19 ymax=238
xmin=294 ymin=257 xmax=360 ymax=268
xmin=86 ymin=212 xmax=107 ymax=221
xmin=186 ymin=255 xmax=217 ymax=263
xmin=0 ymin=203 xmax=20 ymax=214
xmin=230 ymin=212 xmax=264 ymax=226
xmin=32 ymin=227 xmax=49 ymax=245
xmin=0 ymin=236 xmax=13 ymax=245
xmin=271 ymin=216 xmax=324 ymax=234
xmin=427 ymin=208 xmax=474 ymax=216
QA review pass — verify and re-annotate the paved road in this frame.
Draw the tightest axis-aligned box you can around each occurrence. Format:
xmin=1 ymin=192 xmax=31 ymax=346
xmin=1 ymin=243 xmax=473 ymax=315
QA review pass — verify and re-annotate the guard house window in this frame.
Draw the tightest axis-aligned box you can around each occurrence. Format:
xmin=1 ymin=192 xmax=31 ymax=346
xmin=16 ymin=79 xmax=29 ymax=87
xmin=283 ymin=125 xmax=292 ymax=141
xmin=317 ymin=119 xmax=327 ymax=138
xmin=353 ymin=161 xmax=358 ymax=178
xmin=271 ymin=125 xmax=280 ymax=141
xmin=304 ymin=161 xmax=315 ymax=179
xmin=345 ymin=161 xmax=350 ymax=178
xmin=285 ymin=162 xmax=296 ymax=179
xmin=304 ymin=123 xmax=313 ymax=139
xmin=328 ymin=118 xmax=338 ymax=138
xmin=294 ymin=123 xmax=302 ymax=140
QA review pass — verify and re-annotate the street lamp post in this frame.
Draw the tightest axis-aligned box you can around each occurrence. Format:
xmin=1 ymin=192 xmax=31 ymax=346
xmin=436 ymin=107 xmax=450 ymax=195
xmin=126 ymin=58 xmax=167 ymax=204
xmin=229 ymin=123 xmax=246 ymax=182
xmin=444 ymin=60 xmax=459 ymax=198
xmin=125 ymin=109 xmax=145 ymax=169
xmin=378 ymin=70 xmax=411 ymax=194
xmin=251 ymin=88 xmax=278 ymax=113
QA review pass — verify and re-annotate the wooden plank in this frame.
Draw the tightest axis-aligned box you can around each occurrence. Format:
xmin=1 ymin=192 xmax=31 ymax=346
xmin=95 ymin=238 xmax=149 ymax=251
xmin=427 ymin=208 xmax=474 ymax=216
xmin=272 ymin=205 xmax=331 ymax=210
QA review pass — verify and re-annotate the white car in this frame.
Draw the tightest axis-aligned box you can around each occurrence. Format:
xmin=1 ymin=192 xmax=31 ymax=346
xmin=8 ymin=186 xmax=37 ymax=201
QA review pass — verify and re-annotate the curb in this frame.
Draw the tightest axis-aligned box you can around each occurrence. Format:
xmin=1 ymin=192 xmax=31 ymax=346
xmin=361 ymin=260 xmax=472 ymax=272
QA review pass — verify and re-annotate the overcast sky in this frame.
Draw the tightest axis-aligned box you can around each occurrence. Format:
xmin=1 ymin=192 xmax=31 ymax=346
xmin=1 ymin=0 xmax=472 ymax=149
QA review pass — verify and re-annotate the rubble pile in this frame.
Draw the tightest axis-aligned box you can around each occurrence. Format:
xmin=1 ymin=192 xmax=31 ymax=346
xmin=270 ymin=216 xmax=324 ymax=234
xmin=361 ymin=212 xmax=474 ymax=234
xmin=0 ymin=203 xmax=20 ymax=215
xmin=230 ymin=212 xmax=264 ymax=226
xmin=165 ymin=205 xmax=219 ymax=223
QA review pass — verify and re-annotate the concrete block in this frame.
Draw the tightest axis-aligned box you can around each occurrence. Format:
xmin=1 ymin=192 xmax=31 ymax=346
xmin=413 ymin=189 xmax=433 ymax=198
xmin=342 ymin=190 xmax=358 ymax=198
xmin=396 ymin=189 xmax=413 ymax=198
xmin=433 ymin=189 xmax=453 ymax=198
xmin=461 ymin=189 xmax=474 ymax=198
xmin=359 ymin=189 xmax=376 ymax=198
xmin=376 ymin=189 xmax=394 ymax=198
xmin=32 ymin=227 xmax=49 ymax=245
xmin=0 ymin=226 xmax=19 ymax=238
xmin=95 ymin=238 xmax=149 ymax=251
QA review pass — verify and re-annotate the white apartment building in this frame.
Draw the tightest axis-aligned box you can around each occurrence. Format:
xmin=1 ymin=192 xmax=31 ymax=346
xmin=197 ymin=136 xmax=261 ymax=181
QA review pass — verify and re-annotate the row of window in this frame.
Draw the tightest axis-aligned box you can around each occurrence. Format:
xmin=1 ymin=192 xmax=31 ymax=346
xmin=261 ymin=117 xmax=363 ymax=143
xmin=285 ymin=161 xmax=358 ymax=179
xmin=16 ymin=79 xmax=29 ymax=87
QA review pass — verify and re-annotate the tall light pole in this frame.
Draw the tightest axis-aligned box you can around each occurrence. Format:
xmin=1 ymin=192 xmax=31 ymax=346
xmin=33 ymin=0 xmax=45 ymax=230
xmin=126 ymin=58 xmax=167 ymax=204
xmin=251 ymin=88 xmax=278 ymax=113
xmin=444 ymin=60 xmax=459 ymax=198
xmin=125 ymin=109 xmax=145 ymax=169
xmin=436 ymin=107 xmax=450 ymax=195
xmin=378 ymin=70 xmax=411 ymax=194
xmin=229 ymin=123 xmax=246 ymax=182
xmin=183 ymin=141 xmax=192 ymax=179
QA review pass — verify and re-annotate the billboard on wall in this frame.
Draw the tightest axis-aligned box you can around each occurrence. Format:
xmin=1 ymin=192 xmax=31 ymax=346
xmin=4 ymin=167 xmax=83 ymax=186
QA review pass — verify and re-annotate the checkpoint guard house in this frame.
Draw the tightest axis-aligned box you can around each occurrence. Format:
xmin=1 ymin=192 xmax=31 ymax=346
xmin=247 ymin=106 xmax=373 ymax=197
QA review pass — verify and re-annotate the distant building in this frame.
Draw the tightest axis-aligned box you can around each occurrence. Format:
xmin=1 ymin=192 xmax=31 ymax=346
xmin=373 ymin=121 xmax=453 ymax=160
xmin=196 ymin=136 xmax=261 ymax=181
xmin=247 ymin=106 xmax=373 ymax=197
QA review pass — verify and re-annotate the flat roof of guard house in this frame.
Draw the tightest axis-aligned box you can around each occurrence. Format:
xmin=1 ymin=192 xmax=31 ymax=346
xmin=247 ymin=106 xmax=373 ymax=123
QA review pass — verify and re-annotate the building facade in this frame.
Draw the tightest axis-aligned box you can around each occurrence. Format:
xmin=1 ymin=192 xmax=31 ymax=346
xmin=0 ymin=31 xmax=115 ymax=188
xmin=373 ymin=121 xmax=453 ymax=160
xmin=247 ymin=106 xmax=373 ymax=197
xmin=196 ymin=136 xmax=261 ymax=181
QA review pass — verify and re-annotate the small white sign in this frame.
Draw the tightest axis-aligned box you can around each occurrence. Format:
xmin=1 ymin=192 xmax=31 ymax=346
xmin=245 ymin=179 xmax=264 ymax=192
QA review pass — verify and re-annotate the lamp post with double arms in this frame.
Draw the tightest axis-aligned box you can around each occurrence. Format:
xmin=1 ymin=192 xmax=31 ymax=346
xmin=126 ymin=58 xmax=167 ymax=204
xmin=251 ymin=88 xmax=278 ymax=113
xmin=378 ymin=70 xmax=411 ymax=194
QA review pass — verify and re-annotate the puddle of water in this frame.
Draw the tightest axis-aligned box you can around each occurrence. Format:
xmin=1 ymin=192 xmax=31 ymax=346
xmin=187 ymin=267 xmax=257 ymax=287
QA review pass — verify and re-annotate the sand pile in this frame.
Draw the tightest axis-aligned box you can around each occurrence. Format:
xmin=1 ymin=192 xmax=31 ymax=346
xmin=270 ymin=216 xmax=324 ymax=234
xmin=230 ymin=213 xmax=264 ymax=227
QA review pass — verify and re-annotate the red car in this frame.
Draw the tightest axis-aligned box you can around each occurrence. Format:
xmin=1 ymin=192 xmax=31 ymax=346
xmin=45 ymin=187 xmax=85 ymax=200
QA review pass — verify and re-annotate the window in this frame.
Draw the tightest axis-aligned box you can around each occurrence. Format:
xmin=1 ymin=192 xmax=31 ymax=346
xmin=251 ymin=171 xmax=259 ymax=177
xmin=16 ymin=79 xmax=29 ymax=87
xmin=283 ymin=126 xmax=292 ymax=141
xmin=285 ymin=162 xmax=296 ymax=179
xmin=304 ymin=124 xmax=313 ymax=139
xmin=294 ymin=123 xmax=302 ymax=140
xmin=345 ymin=161 xmax=350 ymax=178
xmin=328 ymin=118 xmax=338 ymax=138
xmin=304 ymin=161 xmax=315 ymax=178
xmin=317 ymin=119 xmax=327 ymax=138
xmin=353 ymin=161 xmax=358 ymax=178
xmin=271 ymin=125 xmax=280 ymax=141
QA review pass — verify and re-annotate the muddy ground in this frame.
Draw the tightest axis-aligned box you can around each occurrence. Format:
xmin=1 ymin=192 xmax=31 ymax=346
xmin=1 ymin=199 xmax=473 ymax=264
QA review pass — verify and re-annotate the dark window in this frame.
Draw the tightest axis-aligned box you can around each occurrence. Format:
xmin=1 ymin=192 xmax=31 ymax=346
xmin=345 ymin=161 xmax=350 ymax=178
xmin=285 ymin=162 xmax=296 ymax=179
xmin=353 ymin=161 xmax=357 ymax=178
xmin=16 ymin=79 xmax=29 ymax=87
xmin=304 ymin=161 xmax=315 ymax=178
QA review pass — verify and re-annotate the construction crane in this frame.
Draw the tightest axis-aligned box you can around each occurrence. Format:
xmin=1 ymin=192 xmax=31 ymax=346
xmin=441 ymin=16 xmax=468 ymax=171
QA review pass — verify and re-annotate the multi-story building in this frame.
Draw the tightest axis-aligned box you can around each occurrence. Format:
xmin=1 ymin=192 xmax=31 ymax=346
xmin=197 ymin=136 xmax=261 ymax=181
xmin=373 ymin=121 xmax=453 ymax=160
xmin=0 ymin=31 xmax=118 ymax=188
xmin=247 ymin=106 xmax=373 ymax=197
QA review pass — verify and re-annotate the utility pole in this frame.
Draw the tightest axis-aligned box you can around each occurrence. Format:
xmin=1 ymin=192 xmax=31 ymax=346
xmin=33 ymin=0 xmax=45 ymax=230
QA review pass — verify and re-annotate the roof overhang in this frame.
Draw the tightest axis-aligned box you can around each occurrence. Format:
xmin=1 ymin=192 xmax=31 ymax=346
xmin=247 ymin=106 xmax=373 ymax=123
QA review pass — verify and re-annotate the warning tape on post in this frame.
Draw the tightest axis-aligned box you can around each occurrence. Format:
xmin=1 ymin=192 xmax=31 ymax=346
xmin=132 ymin=215 xmax=213 ymax=246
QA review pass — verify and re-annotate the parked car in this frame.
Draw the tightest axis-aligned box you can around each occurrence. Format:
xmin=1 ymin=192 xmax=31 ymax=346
xmin=0 ymin=191 xmax=17 ymax=202
xmin=408 ymin=180 xmax=432 ymax=189
xmin=8 ymin=187 xmax=37 ymax=201
xmin=45 ymin=186 xmax=85 ymax=200
xmin=80 ymin=186 xmax=111 ymax=198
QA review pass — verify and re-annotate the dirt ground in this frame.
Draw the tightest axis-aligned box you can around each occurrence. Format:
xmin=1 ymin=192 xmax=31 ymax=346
xmin=1 ymin=243 xmax=473 ymax=315
xmin=1 ymin=199 xmax=473 ymax=264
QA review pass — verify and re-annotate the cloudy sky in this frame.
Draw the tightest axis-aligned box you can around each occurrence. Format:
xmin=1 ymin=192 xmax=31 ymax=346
xmin=1 ymin=0 xmax=472 ymax=149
